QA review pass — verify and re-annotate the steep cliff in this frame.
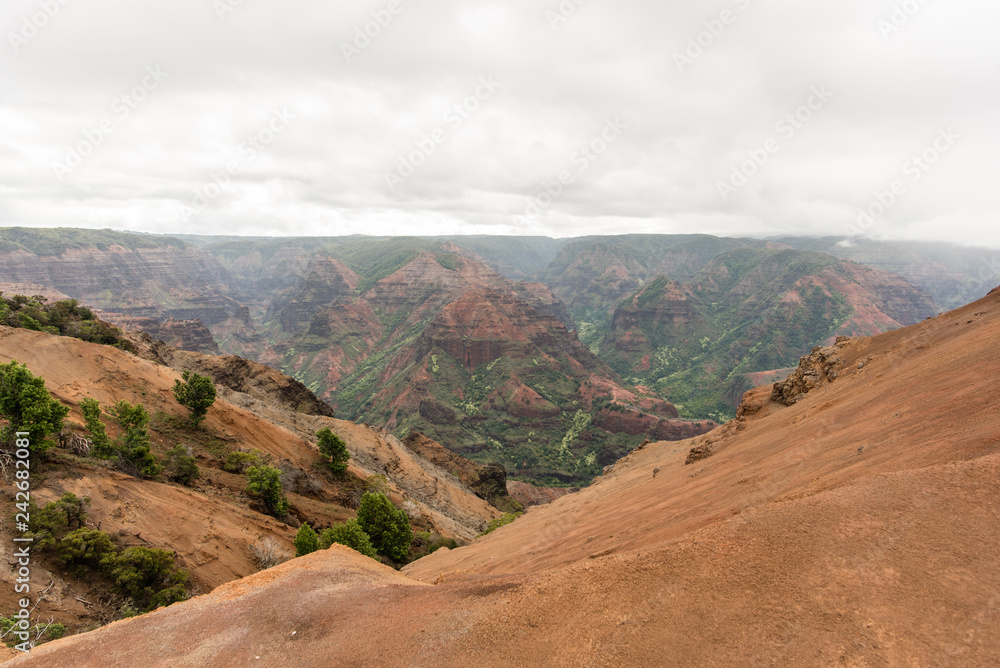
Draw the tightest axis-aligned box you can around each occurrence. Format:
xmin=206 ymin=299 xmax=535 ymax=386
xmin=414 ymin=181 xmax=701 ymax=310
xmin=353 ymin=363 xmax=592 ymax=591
xmin=0 ymin=228 xmax=263 ymax=358
xmin=599 ymin=248 xmax=938 ymax=420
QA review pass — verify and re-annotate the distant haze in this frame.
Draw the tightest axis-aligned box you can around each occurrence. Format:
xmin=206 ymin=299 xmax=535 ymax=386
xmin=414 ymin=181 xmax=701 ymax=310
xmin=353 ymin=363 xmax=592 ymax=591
xmin=2 ymin=0 xmax=998 ymax=246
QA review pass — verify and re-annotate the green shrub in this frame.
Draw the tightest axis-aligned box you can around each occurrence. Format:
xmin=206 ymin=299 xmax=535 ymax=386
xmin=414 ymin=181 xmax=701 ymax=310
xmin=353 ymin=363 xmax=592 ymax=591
xmin=0 ymin=617 xmax=67 ymax=647
xmin=294 ymin=523 xmax=319 ymax=557
xmin=477 ymin=512 xmax=523 ymax=538
xmin=106 ymin=400 xmax=161 ymax=478
xmin=318 ymin=519 xmax=377 ymax=559
xmin=80 ymin=397 xmax=113 ymax=457
xmin=164 ymin=445 xmax=199 ymax=486
xmin=172 ymin=371 xmax=216 ymax=426
xmin=0 ymin=293 xmax=132 ymax=349
xmin=410 ymin=531 xmax=459 ymax=559
xmin=76 ymin=320 xmax=124 ymax=346
xmin=245 ymin=465 xmax=290 ymax=517
xmin=0 ymin=360 xmax=69 ymax=458
xmin=44 ymin=622 xmax=66 ymax=641
xmin=16 ymin=313 xmax=42 ymax=331
xmin=365 ymin=474 xmax=390 ymax=496
xmin=106 ymin=546 xmax=188 ymax=611
xmin=27 ymin=493 xmax=90 ymax=550
xmin=316 ymin=427 xmax=349 ymax=474
xmin=356 ymin=492 xmax=412 ymax=562
xmin=223 ymin=450 xmax=264 ymax=474
xmin=57 ymin=528 xmax=117 ymax=573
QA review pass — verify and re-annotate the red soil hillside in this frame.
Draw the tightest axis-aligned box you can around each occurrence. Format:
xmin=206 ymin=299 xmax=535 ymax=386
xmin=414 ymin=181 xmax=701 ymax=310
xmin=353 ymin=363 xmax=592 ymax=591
xmin=7 ymin=288 xmax=1000 ymax=667
xmin=0 ymin=326 xmax=498 ymax=647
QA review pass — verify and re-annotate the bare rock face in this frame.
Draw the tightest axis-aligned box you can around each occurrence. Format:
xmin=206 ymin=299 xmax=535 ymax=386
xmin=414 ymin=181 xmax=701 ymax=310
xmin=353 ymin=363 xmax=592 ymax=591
xmin=415 ymin=288 xmax=577 ymax=371
xmin=771 ymin=343 xmax=846 ymax=406
xmin=265 ymin=256 xmax=360 ymax=333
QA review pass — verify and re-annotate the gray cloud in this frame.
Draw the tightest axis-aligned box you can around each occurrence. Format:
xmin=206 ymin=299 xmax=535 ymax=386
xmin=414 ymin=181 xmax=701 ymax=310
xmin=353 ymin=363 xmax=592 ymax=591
xmin=1 ymin=0 xmax=998 ymax=245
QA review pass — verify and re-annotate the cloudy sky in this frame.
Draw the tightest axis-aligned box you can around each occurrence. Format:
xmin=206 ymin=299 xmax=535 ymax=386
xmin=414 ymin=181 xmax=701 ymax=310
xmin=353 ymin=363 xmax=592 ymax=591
xmin=2 ymin=0 xmax=998 ymax=245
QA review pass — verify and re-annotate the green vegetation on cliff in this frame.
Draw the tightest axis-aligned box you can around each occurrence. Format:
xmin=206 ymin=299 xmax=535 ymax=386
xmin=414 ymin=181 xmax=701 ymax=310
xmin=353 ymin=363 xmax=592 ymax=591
xmin=599 ymin=249 xmax=877 ymax=420
xmin=0 ymin=227 xmax=187 ymax=256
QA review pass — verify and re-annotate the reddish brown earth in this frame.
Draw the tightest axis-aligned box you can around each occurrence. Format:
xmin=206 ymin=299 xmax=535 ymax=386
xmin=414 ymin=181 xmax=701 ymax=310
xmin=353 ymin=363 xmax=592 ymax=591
xmin=8 ymin=289 xmax=999 ymax=666
xmin=505 ymin=480 xmax=576 ymax=508
xmin=0 ymin=327 xmax=498 ymax=648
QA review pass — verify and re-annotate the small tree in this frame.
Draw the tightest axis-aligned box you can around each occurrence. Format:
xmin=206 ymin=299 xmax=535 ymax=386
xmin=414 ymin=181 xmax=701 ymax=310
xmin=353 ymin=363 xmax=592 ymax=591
xmin=245 ymin=465 xmax=290 ymax=517
xmin=223 ymin=450 xmax=265 ymax=474
xmin=294 ymin=523 xmax=319 ymax=557
xmin=80 ymin=397 xmax=113 ymax=457
xmin=28 ymin=493 xmax=90 ymax=550
xmin=356 ymin=492 xmax=412 ymax=562
xmin=319 ymin=519 xmax=377 ymax=559
xmin=106 ymin=400 xmax=161 ymax=478
xmin=164 ymin=445 xmax=200 ymax=486
xmin=172 ymin=371 xmax=216 ymax=427
xmin=106 ymin=546 xmax=188 ymax=611
xmin=316 ymin=427 xmax=349 ymax=474
xmin=0 ymin=360 xmax=68 ymax=458
xmin=57 ymin=528 xmax=117 ymax=574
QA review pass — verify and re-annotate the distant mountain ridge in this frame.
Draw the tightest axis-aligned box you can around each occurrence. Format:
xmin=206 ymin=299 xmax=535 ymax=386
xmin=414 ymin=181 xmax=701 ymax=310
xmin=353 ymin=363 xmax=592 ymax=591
xmin=0 ymin=227 xmax=992 ymax=478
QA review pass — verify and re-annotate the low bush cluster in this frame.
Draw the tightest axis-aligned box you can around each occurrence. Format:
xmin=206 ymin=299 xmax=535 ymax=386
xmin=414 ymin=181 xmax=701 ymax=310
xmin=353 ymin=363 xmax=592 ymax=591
xmin=318 ymin=519 xmax=377 ymax=559
xmin=0 ymin=294 xmax=134 ymax=351
xmin=80 ymin=398 xmax=166 ymax=479
xmin=223 ymin=450 xmax=266 ymax=474
xmin=27 ymin=493 xmax=188 ymax=612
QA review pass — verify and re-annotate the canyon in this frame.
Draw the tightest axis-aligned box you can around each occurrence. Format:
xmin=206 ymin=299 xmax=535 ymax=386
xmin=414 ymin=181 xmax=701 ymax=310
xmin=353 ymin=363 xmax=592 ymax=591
xmin=7 ymin=278 xmax=998 ymax=666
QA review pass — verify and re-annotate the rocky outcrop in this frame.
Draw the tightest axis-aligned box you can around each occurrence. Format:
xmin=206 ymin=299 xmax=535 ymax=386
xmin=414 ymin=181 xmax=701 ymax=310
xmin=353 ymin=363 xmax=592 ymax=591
xmin=415 ymin=288 xmax=581 ymax=371
xmin=771 ymin=340 xmax=848 ymax=406
xmin=512 ymin=281 xmax=574 ymax=328
xmin=266 ymin=256 xmax=360 ymax=333
xmin=121 ymin=329 xmax=334 ymax=417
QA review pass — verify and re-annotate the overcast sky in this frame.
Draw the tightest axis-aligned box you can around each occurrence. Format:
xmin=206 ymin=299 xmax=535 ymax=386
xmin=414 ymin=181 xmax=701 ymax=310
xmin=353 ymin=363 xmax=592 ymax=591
xmin=1 ymin=0 xmax=998 ymax=246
